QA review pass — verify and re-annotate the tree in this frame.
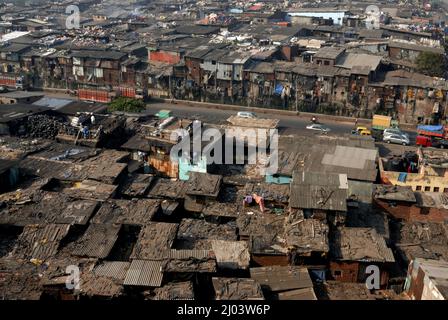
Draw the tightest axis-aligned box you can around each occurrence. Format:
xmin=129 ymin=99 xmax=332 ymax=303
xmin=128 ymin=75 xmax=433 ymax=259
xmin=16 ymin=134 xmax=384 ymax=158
xmin=108 ymin=97 xmax=146 ymax=113
xmin=415 ymin=52 xmax=447 ymax=78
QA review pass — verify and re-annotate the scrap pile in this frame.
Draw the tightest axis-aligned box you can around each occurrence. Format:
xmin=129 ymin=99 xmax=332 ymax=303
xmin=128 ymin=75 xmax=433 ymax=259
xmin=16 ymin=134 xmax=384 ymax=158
xmin=25 ymin=115 xmax=64 ymax=139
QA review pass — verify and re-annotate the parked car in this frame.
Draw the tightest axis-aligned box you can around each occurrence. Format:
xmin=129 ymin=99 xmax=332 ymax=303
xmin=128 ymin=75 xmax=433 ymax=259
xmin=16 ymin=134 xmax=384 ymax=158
xmin=383 ymin=134 xmax=410 ymax=145
xmin=237 ymin=111 xmax=256 ymax=119
xmin=306 ymin=123 xmax=331 ymax=133
xmin=431 ymin=138 xmax=448 ymax=149
xmin=383 ymin=128 xmax=409 ymax=139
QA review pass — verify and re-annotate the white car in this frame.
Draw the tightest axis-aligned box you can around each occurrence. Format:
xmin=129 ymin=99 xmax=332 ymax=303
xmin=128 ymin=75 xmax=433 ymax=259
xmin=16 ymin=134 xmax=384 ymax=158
xmin=383 ymin=128 xmax=409 ymax=138
xmin=237 ymin=111 xmax=256 ymax=119
xmin=383 ymin=134 xmax=410 ymax=146
xmin=306 ymin=123 xmax=331 ymax=133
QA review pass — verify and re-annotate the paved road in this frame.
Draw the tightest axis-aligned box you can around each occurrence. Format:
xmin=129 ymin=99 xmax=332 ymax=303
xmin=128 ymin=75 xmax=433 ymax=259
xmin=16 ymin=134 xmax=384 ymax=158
xmin=146 ymin=101 xmax=355 ymax=136
xmin=42 ymin=92 xmax=419 ymax=153
xmin=146 ymin=101 xmax=418 ymax=141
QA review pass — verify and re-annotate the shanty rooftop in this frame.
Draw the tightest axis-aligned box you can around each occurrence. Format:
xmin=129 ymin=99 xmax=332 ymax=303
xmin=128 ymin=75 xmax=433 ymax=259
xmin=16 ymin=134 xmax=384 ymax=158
xmin=185 ymin=172 xmax=222 ymax=197
xmin=332 ymin=227 xmax=395 ymax=263
xmin=374 ymin=185 xmax=417 ymax=203
xmin=212 ymin=277 xmax=264 ymax=300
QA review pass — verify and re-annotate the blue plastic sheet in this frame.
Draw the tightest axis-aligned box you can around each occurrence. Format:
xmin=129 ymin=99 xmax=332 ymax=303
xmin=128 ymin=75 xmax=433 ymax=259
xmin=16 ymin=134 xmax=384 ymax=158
xmin=274 ymin=83 xmax=283 ymax=95
xmin=417 ymin=125 xmax=444 ymax=132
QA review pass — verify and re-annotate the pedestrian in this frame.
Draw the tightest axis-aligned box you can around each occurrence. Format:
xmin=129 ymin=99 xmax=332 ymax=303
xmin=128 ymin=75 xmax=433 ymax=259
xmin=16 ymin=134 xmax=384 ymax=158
xmin=90 ymin=114 xmax=95 ymax=125
xmin=355 ymin=118 xmax=358 ymax=126
xmin=82 ymin=126 xmax=89 ymax=139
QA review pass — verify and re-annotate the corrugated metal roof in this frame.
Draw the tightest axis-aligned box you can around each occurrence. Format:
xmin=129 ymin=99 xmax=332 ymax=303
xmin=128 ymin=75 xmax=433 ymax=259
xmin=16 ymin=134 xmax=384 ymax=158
xmin=292 ymin=171 xmax=348 ymax=189
xmin=250 ymin=266 xmax=313 ymax=292
xmin=290 ymin=184 xmax=347 ymax=211
xmin=72 ymin=224 xmax=121 ymax=258
xmin=93 ymin=261 xmax=130 ymax=281
xmin=321 ymin=146 xmax=377 ymax=170
xmin=168 ymin=249 xmax=215 ymax=260
xmin=277 ymin=287 xmax=317 ymax=300
xmin=16 ymin=224 xmax=71 ymax=260
xmin=123 ymin=260 xmax=164 ymax=287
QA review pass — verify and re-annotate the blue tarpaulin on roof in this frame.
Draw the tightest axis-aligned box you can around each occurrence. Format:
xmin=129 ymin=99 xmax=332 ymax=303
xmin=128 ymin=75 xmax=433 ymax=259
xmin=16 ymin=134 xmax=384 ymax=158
xmin=274 ymin=83 xmax=283 ymax=95
xmin=417 ymin=125 xmax=444 ymax=132
xmin=309 ymin=269 xmax=326 ymax=282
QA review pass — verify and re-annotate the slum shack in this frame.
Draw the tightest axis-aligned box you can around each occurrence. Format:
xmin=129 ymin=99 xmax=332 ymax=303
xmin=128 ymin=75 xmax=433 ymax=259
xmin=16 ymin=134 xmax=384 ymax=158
xmin=224 ymin=116 xmax=279 ymax=165
xmin=210 ymin=240 xmax=250 ymax=271
xmin=130 ymin=222 xmax=178 ymax=260
xmin=330 ymin=227 xmax=395 ymax=287
xmin=284 ymin=211 xmax=329 ymax=264
xmin=175 ymin=218 xmax=237 ymax=250
xmin=118 ymin=173 xmax=155 ymax=198
xmin=72 ymin=223 xmax=122 ymax=259
xmin=12 ymin=224 xmax=71 ymax=262
xmin=201 ymin=202 xmax=239 ymax=220
xmin=404 ymin=258 xmax=448 ymax=300
xmin=91 ymin=199 xmax=160 ymax=226
xmin=152 ymin=281 xmax=195 ymax=300
xmin=236 ymin=212 xmax=286 ymax=266
xmin=212 ymin=277 xmax=264 ymax=300
xmin=121 ymin=117 xmax=193 ymax=178
xmin=184 ymin=172 xmax=223 ymax=213
xmin=373 ymin=185 xmax=419 ymax=221
xmin=290 ymin=171 xmax=348 ymax=224
xmin=241 ymin=182 xmax=289 ymax=214
xmin=250 ymin=266 xmax=316 ymax=300
xmin=316 ymin=281 xmax=375 ymax=300
xmin=56 ymin=114 xmax=127 ymax=148
xmin=392 ymin=221 xmax=448 ymax=267
xmin=0 ymin=187 xmax=100 ymax=226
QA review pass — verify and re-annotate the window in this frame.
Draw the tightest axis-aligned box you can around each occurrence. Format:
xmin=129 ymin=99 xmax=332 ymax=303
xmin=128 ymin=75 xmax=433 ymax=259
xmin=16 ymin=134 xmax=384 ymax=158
xmin=334 ymin=270 xmax=342 ymax=276
xmin=324 ymin=61 xmax=330 ymax=66
xmin=425 ymin=186 xmax=431 ymax=192
xmin=94 ymin=68 xmax=103 ymax=78
xmin=416 ymin=186 xmax=422 ymax=191
xmin=434 ymin=187 xmax=440 ymax=192
xmin=444 ymin=188 xmax=448 ymax=193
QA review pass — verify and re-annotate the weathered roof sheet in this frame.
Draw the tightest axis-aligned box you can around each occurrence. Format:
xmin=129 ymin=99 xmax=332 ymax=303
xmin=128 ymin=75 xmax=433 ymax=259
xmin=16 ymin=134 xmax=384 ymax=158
xmin=176 ymin=219 xmax=237 ymax=249
xmin=332 ymin=227 xmax=395 ymax=263
xmin=277 ymin=287 xmax=317 ymax=300
xmin=93 ymin=261 xmax=130 ymax=281
xmin=91 ymin=199 xmax=160 ymax=226
xmin=290 ymin=184 xmax=347 ymax=211
xmin=119 ymin=174 xmax=155 ymax=197
xmin=210 ymin=240 xmax=250 ymax=270
xmin=72 ymin=223 xmax=121 ymax=258
xmin=250 ymin=266 xmax=313 ymax=292
xmin=153 ymin=281 xmax=195 ymax=300
xmin=123 ymin=260 xmax=164 ymax=287
xmin=185 ymin=172 xmax=222 ymax=197
xmin=131 ymin=222 xmax=178 ymax=260
xmin=284 ymin=217 xmax=329 ymax=254
xmin=14 ymin=224 xmax=71 ymax=261
xmin=374 ymin=185 xmax=416 ymax=203
xmin=212 ymin=277 xmax=264 ymax=300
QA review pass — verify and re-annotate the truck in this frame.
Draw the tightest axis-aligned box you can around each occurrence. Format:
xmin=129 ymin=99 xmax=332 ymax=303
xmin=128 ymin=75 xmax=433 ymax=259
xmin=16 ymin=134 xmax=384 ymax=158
xmin=0 ymin=75 xmax=29 ymax=90
xmin=372 ymin=114 xmax=399 ymax=131
xmin=370 ymin=114 xmax=399 ymax=141
xmin=416 ymin=125 xmax=448 ymax=148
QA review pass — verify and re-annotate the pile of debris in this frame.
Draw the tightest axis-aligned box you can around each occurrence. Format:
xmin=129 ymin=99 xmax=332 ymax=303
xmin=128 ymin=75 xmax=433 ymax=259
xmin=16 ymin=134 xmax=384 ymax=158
xmin=25 ymin=115 xmax=64 ymax=139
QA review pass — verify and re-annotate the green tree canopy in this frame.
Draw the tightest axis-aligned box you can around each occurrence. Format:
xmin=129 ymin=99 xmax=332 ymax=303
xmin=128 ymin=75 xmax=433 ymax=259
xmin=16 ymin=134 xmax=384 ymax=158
xmin=108 ymin=97 xmax=146 ymax=113
xmin=415 ymin=52 xmax=447 ymax=78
